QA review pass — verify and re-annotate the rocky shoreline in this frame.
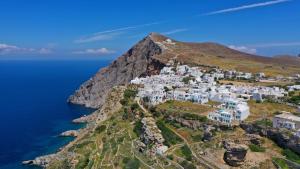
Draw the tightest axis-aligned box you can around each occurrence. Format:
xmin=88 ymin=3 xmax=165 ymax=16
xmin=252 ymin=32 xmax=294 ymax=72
xmin=59 ymin=130 xmax=79 ymax=137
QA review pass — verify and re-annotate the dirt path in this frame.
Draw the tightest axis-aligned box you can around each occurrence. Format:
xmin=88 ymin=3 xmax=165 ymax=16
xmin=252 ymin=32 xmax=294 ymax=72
xmin=167 ymin=126 xmax=219 ymax=169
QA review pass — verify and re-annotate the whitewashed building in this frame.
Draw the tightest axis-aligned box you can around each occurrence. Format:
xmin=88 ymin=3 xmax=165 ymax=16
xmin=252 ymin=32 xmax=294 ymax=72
xmin=273 ymin=112 xmax=300 ymax=130
xmin=208 ymin=109 xmax=233 ymax=124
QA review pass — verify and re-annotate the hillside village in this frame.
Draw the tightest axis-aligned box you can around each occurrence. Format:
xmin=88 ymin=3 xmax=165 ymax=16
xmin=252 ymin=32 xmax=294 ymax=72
xmin=131 ymin=59 xmax=293 ymax=125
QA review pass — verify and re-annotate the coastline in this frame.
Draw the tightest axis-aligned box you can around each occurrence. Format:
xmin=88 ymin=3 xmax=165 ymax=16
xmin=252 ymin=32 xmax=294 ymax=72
xmin=22 ymin=109 xmax=97 ymax=168
xmin=23 ymin=86 xmax=126 ymax=168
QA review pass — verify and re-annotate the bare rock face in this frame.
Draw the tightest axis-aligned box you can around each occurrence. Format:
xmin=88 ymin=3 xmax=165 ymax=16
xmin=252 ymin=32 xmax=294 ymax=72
xmin=68 ymin=33 xmax=166 ymax=108
xmin=22 ymin=154 xmax=58 ymax=168
xmin=223 ymin=141 xmax=248 ymax=167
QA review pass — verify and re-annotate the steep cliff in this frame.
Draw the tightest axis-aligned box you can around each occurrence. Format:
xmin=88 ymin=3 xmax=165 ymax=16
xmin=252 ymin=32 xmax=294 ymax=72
xmin=68 ymin=33 xmax=167 ymax=108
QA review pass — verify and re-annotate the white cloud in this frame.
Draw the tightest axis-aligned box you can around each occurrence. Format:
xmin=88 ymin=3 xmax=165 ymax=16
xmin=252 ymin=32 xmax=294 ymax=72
xmin=74 ymin=22 xmax=161 ymax=43
xmin=93 ymin=22 xmax=160 ymax=35
xmin=252 ymin=42 xmax=300 ymax=48
xmin=229 ymin=45 xmax=257 ymax=54
xmin=204 ymin=0 xmax=291 ymax=15
xmin=162 ymin=28 xmax=188 ymax=35
xmin=74 ymin=32 xmax=123 ymax=43
xmin=0 ymin=43 xmax=52 ymax=55
xmin=73 ymin=48 xmax=115 ymax=55
xmin=38 ymin=48 xmax=53 ymax=54
xmin=0 ymin=44 xmax=20 ymax=53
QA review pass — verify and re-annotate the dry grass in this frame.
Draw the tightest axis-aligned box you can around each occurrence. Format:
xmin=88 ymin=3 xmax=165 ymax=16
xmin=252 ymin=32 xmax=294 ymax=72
xmin=152 ymin=33 xmax=300 ymax=77
xmin=247 ymin=100 xmax=297 ymax=122
xmin=219 ymin=80 xmax=294 ymax=87
xmin=156 ymin=100 xmax=214 ymax=116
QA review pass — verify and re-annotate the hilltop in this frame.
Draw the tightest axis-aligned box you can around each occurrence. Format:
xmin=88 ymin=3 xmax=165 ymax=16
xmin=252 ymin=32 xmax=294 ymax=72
xmin=68 ymin=33 xmax=300 ymax=109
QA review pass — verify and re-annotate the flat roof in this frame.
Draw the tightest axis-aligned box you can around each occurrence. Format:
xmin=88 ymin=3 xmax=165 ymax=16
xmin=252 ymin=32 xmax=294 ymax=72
xmin=275 ymin=112 xmax=300 ymax=122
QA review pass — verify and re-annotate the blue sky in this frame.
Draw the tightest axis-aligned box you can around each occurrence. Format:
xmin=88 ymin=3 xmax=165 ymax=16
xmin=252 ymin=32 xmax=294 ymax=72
xmin=0 ymin=0 xmax=299 ymax=59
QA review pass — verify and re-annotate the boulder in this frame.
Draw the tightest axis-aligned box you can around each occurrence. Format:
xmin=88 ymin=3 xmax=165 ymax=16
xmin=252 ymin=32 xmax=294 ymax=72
xmin=246 ymin=134 xmax=262 ymax=146
xmin=202 ymin=130 xmax=213 ymax=142
xmin=223 ymin=141 xmax=248 ymax=167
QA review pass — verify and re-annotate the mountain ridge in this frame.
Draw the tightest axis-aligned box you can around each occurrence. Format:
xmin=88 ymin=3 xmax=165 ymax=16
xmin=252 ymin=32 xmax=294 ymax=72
xmin=68 ymin=33 xmax=300 ymax=108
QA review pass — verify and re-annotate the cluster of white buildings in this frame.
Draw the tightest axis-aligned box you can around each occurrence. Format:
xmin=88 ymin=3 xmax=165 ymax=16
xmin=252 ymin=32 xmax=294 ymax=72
xmin=224 ymin=70 xmax=266 ymax=80
xmin=208 ymin=99 xmax=250 ymax=124
xmin=131 ymin=64 xmax=288 ymax=125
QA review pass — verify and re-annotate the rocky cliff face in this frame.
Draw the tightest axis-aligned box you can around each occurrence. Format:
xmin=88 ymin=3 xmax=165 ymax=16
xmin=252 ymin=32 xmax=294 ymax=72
xmin=68 ymin=33 xmax=166 ymax=108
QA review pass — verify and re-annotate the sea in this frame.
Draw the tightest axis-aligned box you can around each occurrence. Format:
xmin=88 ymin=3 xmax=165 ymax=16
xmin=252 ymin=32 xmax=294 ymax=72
xmin=0 ymin=59 xmax=111 ymax=169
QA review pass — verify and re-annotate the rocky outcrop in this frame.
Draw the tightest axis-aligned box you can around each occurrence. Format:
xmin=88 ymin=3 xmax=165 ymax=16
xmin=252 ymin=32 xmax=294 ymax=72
xmin=60 ymin=130 xmax=79 ymax=137
xmin=72 ymin=114 xmax=95 ymax=123
xmin=68 ymin=33 xmax=167 ymax=109
xmin=141 ymin=117 xmax=165 ymax=145
xmin=241 ymin=122 xmax=300 ymax=155
xmin=22 ymin=154 xmax=58 ymax=168
xmin=223 ymin=141 xmax=248 ymax=167
xmin=246 ymin=134 xmax=262 ymax=146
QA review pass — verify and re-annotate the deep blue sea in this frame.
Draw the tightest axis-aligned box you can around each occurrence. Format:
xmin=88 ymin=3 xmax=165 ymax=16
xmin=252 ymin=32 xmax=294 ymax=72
xmin=0 ymin=60 xmax=110 ymax=169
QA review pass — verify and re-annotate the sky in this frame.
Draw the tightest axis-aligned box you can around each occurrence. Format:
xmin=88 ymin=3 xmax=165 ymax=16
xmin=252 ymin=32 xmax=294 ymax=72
xmin=0 ymin=0 xmax=300 ymax=59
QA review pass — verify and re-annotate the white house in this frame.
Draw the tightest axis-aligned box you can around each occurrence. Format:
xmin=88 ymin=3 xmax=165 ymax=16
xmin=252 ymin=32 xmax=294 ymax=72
xmin=234 ymin=103 xmax=250 ymax=121
xmin=236 ymin=72 xmax=252 ymax=80
xmin=190 ymin=93 xmax=209 ymax=104
xmin=160 ymin=67 xmax=175 ymax=75
xmin=273 ymin=112 xmax=300 ymax=130
xmin=177 ymin=65 xmax=190 ymax=75
xmin=189 ymin=67 xmax=203 ymax=77
xmin=208 ymin=109 xmax=233 ymax=125
xmin=288 ymin=85 xmax=300 ymax=91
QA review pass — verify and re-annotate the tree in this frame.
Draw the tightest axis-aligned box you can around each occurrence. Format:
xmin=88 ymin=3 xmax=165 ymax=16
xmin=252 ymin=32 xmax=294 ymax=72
xmin=164 ymin=86 xmax=170 ymax=92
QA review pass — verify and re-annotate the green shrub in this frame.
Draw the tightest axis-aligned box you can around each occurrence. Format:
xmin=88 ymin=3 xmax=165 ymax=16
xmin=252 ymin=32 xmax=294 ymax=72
xmin=255 ymin=119 xmax=273 ymax=127
xmin=272 ymin=157 xmax=289 ymax=169
xmin=133 ymin=120 xmax=143 ymax=136
xmin=289 ymin=95 xmax=300 ymax=105
xmin=120 ymin=99 xmax=129 ymax=105
xmin=282 ymin=149 xmax=300 ymax=164
xmin=156 ymin=120 xmax=183 ymax=146
xmin=181 ymin=144 xmax=193 ymax=161
xmin=191 ymin=134 xmax=202 ymax=142
xmin=123 ymin=157 xmax=140 ymax=169
xmin=180 ymin=160 xmax=196 ymax=169
xmin=182 ymin=76 xmax=193 ymax=84
xmin=95 ymin=125 xmax=106 ymax=133
xmin=182 ymin=113 xmax=208 ymax=122
xmin=75 ymin=156 xmax=89 ymax=169
xmin=164 ymin=86 xmax=170 ymax=92
xmin=249 ymin=144 xmax=265 ymax=152
xmin=124 ymin=89 xmax=138 ymax=99
xmin=131 ymin=103 xmax=140 ymax=110
xmin=166 ymin=154 xmax=174 ymax=160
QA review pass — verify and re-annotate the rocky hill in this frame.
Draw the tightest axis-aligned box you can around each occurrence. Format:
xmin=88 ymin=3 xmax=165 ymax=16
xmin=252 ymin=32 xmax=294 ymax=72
xmin=68 ymin=33 xmax=300 ymax=108
xmin=68 ymin=33 xmax=166 ymax=108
